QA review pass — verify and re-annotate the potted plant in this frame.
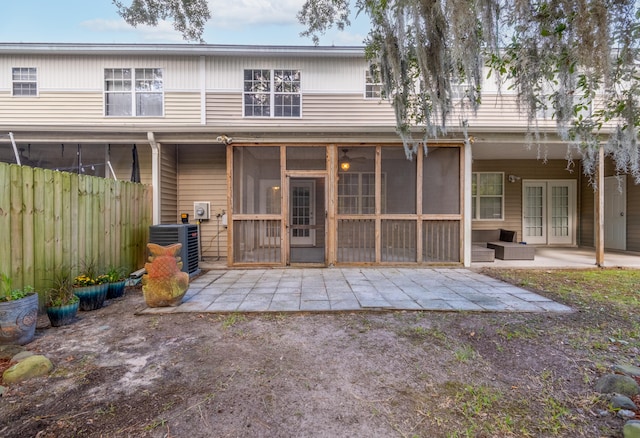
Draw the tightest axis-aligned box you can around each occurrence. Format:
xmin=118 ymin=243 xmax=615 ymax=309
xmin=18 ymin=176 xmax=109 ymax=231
xmin=46 ymin=269 xmax=79 ymax=327
xmin=73 ymin=260 xmax=109 ymax=311
xmin=0 ymin=273 xmax=39 ymax=345
xmin=105 ymin=266 xmax=128 ymax=299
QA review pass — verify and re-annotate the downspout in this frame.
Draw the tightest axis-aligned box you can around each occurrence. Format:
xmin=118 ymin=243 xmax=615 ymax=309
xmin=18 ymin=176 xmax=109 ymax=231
xmin=148 ymin=131 xmax=161 ymax=225
xmin=463 ymin=137 xmax=473 ymax=267
xmin=8 ymin=132 xmax=21 ymax=166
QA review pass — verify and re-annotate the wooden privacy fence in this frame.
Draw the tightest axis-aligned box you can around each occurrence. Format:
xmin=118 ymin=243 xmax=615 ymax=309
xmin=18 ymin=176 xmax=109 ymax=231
xmin=0 ymin=162 xmax=152 ymax=293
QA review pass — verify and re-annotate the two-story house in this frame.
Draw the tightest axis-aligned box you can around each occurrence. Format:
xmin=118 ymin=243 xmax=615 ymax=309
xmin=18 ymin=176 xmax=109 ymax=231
xmin=0 ymin=43 xmax=637 ymax=267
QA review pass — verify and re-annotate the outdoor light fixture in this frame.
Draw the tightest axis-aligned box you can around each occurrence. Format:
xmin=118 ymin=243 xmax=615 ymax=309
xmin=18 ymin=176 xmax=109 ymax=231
xmin=339 ymin=149 xmax=351 ymax=171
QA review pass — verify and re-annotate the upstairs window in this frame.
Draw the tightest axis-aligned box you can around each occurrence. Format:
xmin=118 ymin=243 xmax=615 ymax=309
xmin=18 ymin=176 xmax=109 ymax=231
xmin=365 ymin=70 xmax=385 ymax=99
xmin=104 ymin=68 xmax=163 ymax=117
xmin=12 ymin=67 xmax=37 ymax=96
xmin=244 ymin=69 xmax=301 ymax=118
xmin=472 ymin=172 xmax=504 ymax=220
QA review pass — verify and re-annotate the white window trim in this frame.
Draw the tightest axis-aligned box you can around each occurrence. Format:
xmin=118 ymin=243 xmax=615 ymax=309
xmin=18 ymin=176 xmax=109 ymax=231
xmin=337 ymin=171 xmax=386 ymax=214
xmin=103 ymin=68 xmax=164 ymax=117
xmin=242 ymin=69 xmax=302 ymax=119
xmin=472 ymin=172 xmax=505 ymax=221
xmin=12 ymin=67 xmax=38 ymax=97
xmin=364 ymin=69 xmax=384 ymax=100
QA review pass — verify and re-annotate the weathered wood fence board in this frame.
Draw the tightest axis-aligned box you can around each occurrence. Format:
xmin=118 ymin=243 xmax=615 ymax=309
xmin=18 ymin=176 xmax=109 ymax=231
xmin=0 ymin=162 xmax=152 ymax=292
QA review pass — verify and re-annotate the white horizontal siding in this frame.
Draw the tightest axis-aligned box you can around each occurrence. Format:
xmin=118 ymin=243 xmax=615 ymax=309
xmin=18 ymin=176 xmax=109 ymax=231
xmin=207 ymin=56 xmax=367 ymax=92
xmin=0 ymin=55 xmax=201 ymax=91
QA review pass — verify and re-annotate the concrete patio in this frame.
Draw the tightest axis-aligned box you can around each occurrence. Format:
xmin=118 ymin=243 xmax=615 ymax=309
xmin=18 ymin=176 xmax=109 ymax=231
xmin=141 ymin=267 xmax=572 ymax=315
xmin=138 ymin=247 xmax=637 ymax=315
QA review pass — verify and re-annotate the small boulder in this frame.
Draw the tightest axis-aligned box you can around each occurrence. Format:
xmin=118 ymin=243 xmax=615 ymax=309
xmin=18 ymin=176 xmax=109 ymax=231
xmin=615 ymin=364 xmax=640 ymax=378
xmin=612 ymin=394 xmax=639 ymax=411
xmin=595 ymin=374 xmax=640 ymax=397
xmin=11 ymin=351 xmax=34 ymax=362
xmin=624 ymin=420 xmax=640 ymax=438
xmin=611 ymin=394 xmax=638 ymax=411
xmin=619 ymin=409 xmax=637 ymax=419
xmin=2 ymin=355 xmax=53 ymax=384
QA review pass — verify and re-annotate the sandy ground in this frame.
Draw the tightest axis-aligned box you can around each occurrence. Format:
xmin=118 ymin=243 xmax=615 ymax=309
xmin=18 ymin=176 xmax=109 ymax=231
xmin=0 ymin=280 xmax=632 ymax=437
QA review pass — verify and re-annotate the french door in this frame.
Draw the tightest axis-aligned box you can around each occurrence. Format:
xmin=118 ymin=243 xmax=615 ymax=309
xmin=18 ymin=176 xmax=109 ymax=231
xmin=522 ymin=180 xmax=576 ymax=245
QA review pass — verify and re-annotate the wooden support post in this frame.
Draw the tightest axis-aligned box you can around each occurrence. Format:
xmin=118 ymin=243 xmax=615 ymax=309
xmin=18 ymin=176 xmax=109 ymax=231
xmin=595 ymin=144 xmax=605 ymax=267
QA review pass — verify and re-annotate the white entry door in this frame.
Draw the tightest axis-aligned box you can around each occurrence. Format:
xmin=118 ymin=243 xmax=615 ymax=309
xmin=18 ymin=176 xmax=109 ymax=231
xmin=523 ymin=180 xmax=576 ymax=245
xmin=604 ymin=176 xmax=626 ymax=250
xmin=290 ymin=180 xmax=315 ymax=246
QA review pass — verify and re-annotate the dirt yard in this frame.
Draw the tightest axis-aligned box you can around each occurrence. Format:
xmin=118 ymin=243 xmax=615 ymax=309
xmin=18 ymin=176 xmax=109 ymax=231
xmin=0 ymin=269 xmax=637 ymax=437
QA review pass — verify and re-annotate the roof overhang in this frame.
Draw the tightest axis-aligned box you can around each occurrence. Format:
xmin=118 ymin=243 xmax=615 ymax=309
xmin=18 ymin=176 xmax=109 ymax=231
xmin=0 ymin=43 xmax=365 ymax=58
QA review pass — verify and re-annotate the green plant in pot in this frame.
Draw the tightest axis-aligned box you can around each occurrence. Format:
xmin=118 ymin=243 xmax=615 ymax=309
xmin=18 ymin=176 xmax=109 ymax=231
xmin=0 ymin=273 xmax=39 ymax=345
xmin=73 ymin=260 xmax=109 ymax=311
xmin=106 ymin=266 xmax=128 ymax=299
xmin=46 ymin=268 xmax=79 ymax=327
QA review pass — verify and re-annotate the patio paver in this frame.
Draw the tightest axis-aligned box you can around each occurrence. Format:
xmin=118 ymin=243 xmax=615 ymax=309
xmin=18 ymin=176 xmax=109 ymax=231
xmin=140 ymin=267 xmax=573 ymax=314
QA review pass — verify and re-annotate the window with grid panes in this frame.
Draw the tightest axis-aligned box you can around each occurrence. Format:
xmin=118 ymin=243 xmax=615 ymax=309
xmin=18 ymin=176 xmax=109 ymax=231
xmin=365 ymin=70 xmax=384 ymax=99
xmin=244 ymin=69 xmax=301 ymax=117
xmin=338 ymin=172 xmax=385 ymax=214
xmin=12 ymin=68 xmax=37 ymax=96
xmin=104 ymin=68 xmax=163 ymax=116
xmin=472 ymin=172 xmax=504 ymax=220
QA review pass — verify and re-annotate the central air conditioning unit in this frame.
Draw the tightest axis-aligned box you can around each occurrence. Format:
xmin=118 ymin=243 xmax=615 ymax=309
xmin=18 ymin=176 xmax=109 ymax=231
xmin=148 ymin=224 xmax=200 ymax=277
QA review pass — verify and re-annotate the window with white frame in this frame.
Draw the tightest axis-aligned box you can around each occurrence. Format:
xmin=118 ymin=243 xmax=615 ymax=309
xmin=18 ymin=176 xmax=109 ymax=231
xmin=338 ymin=172 xmax=386 ymax=214
xmin=365 ymin=70 xmax=384 ymax=99
xmin=104 ymin=68 xmax=163 ymax=117
xmin=243 ymin=69 xmax=301 ymax=117
xmin=472 ymin=172 xmax=504 ymax=220
xmin=12 ymin=67 xmax=37 ymax=96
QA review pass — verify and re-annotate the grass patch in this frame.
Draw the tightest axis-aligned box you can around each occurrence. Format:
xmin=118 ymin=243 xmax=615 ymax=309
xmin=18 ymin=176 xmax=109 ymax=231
xmin=221 ymin=313 xmax=246 ymax=328
xmin=453 ymin=345 xmax=476 ymax=363
xmin=487 ymin=268 xmax=640 ymax=310
xmin=399 ymin=325 xmax=448 ymax=345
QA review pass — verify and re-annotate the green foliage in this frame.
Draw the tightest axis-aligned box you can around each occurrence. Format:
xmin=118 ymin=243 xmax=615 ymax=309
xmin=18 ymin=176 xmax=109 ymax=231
xmin=47 ymin=267 xmax=79 ymax=307
xmin=113 ymin=0 xmax=211 ymax=42
xmin=299 ymin=0 xmax=640 ymax=182
xmin=0 ymin=273 xmax=34 ymax=302
xmin=106 ymin=266 xmax=128 ymax=283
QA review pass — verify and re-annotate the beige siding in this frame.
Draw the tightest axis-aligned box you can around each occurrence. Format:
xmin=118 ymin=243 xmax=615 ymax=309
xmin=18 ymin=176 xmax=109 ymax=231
xmin=160 ymin=144 xmax=178 ymax=224
xmin=207 ymin=92 xmax=397 ymax=126
xmin=177 ymin=145 xmax=228 ymax=260
xmin=579 ymin=172 xmax=595 ymax=247
xmin=472 ymin=159 xmax=579 ymax=242
xmin=0 ymin=91 xmax=201 ymax=126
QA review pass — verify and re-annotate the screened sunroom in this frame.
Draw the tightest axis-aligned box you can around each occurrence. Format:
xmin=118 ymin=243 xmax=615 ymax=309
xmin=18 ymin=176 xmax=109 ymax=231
xmin=228 ymin=144 xmax=464 ymax=266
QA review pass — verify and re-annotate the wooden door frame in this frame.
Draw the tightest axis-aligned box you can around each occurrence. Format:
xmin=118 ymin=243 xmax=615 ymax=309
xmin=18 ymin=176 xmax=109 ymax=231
xmin=284 ymin=170 xmax=327 ymax=265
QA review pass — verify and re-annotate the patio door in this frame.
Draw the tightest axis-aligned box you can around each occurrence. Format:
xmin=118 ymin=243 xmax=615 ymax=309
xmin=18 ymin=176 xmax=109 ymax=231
xmin=522 ymin=180 xmax=576 ymax=245
xmin=288 ymin=177 xmax=326 ymax=264
xmin=604 ymin=176 xmax=626 ymax=250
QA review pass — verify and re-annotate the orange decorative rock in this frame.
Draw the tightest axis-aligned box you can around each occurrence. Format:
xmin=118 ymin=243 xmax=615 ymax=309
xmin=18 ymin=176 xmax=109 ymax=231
xmin=142 ymin=243 xmax=189 ymax=307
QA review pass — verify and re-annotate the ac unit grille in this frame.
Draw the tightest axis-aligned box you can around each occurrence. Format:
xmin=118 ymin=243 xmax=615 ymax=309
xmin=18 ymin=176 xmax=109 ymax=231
xmin=149 ymin=224 xmax=200 ymax=276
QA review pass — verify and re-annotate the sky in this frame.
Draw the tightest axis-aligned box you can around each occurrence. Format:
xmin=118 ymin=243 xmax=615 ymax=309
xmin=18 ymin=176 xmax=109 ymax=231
xmin=1 ymin=0 xmax=370 ymax=46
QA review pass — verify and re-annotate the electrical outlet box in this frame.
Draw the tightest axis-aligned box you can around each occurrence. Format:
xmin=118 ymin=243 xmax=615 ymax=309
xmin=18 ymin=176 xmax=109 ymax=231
xmin=194 ymin=202 xmax=210 ymax=220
